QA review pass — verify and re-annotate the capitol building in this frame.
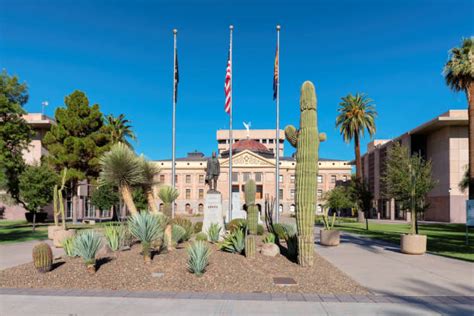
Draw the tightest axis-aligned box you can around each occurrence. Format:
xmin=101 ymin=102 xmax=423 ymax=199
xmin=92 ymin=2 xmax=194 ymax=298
xmin=154 ymin=129 xmax=352 ymax=217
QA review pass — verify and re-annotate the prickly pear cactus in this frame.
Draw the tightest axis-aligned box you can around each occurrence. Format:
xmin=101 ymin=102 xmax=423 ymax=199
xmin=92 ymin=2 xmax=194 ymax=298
xmin=284 ymin=81 xmax=326 ymax=267
xmin=32 ymin=242 xmax=53 ymax=273
xmin=244 ymin=179 xmax=258 ymax=235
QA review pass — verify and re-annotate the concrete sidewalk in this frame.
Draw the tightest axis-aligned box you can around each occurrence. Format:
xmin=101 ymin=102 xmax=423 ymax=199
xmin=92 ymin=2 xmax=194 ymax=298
xmin=315 ymin=228 xmax=474 ymax=296
xmin=0 ymin=240 xmax=63 ymax=270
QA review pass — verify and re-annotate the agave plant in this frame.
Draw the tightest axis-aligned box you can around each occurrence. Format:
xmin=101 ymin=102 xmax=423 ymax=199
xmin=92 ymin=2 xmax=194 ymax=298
xmin=171 ymin=224 xmax=186 ymax=246
xmin=61 ymin=235 xmax=76 ymax=257
xmin=218 ymin=229 xmax=245 ymax=254
xmin=99 ymin=143 xmax=145 ymax=215
xmin=103 ymin=223 xmax=130 ymax=251
xmin=206 ymin=223 xmax=221 ymax=243
xmin=73 ymin=230 xmax=102 ymax=273
xmin=128 ymin=211 xmax=166 ymax=263
xmin=187 ymin=241 xmax=211 ymax=276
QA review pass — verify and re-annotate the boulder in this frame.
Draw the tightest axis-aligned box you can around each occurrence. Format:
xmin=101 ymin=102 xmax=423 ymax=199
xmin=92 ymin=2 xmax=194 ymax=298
xmin=261 ymin=243 xmax=280 ymax=257
xmin=53 ymin=229 xmax=76 ymax=248
xmin=97 ymin=243 xmax=113 ymax=257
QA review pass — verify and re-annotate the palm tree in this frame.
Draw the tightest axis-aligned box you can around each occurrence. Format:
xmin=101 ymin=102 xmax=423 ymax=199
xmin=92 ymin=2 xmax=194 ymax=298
xmin=444 ymin=37 xmax=474 ymax=198
xmin=99 ymin=143 xmax=145 ymax=215
xmin=106 ymin=114 xmax=137 ymax=148
xmin=336 ymin=93 xmax=377 ymax=181
xmin=139 ymin=157 xmax=161 ymax=214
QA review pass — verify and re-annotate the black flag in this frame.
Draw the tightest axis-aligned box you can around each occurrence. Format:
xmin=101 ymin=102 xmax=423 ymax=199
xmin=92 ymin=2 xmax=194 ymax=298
xmin=174 ymin=50 xmax=179 ymax=103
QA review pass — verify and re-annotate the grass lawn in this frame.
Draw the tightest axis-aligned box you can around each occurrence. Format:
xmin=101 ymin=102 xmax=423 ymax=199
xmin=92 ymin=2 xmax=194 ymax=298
xmin=334 ymin=221 xmax=474 ymax=262
xmin=0 ymin=220 xmax=117 ymax=244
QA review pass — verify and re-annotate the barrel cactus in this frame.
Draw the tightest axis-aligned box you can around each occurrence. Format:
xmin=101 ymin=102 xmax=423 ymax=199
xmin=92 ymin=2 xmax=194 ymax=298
xmin=244 ymin=179 xmax=258 ymax=235
xmin=32 ymin=242 xmax=53 ymax=273
xmin=285 ymin=81 xmax=326 ymax=266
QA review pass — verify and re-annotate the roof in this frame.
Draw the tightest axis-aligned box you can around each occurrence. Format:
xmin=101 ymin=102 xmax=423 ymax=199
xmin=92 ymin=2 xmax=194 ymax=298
xmin=221 ymin=139 xmax=274 ymax=158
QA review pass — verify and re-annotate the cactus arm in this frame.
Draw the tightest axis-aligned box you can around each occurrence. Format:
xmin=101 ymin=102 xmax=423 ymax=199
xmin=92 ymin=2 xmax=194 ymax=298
xmin=330 ymin=212 xmax=336 ymax=230
xmin=285 ymin=125 xmax=298 ymax=148
xmin=53 ymin=185 xmax=59 ymax=227
xmin=319 ymin=132 xmax=327 ymax=142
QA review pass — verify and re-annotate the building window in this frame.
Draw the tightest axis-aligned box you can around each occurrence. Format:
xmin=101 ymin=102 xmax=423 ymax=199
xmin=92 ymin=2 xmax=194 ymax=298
xmin=186 ymin=174 xmax=191 ymax=184
xmin=317 ymin=189 xmax=322 ymax=198
xmin=186 ymin=189 xmax=191 ymax=199
xmin=175 ymin=175 xmax=178 ymax=184
xmin=269 ymin=139 xmax=274 ymax=144
xmin=159 ymin=174 xmax=165 ymax=183
xmin=255 ymin=172 xmax=263 ymax=182
xmin=343 ymin=175 xmax=347 ymax=182
xmin=232 ymin=172 xmax=239 ymax=182
xmin=279 ymin=189 xmax=283 ymax=199
xmin=159 ymin=203 xmax=164 ymax=212
xmin=290 ymin=204 xmax=295 ymax=213
xmin=198 ymin=203 xmax=204 ymax=213
xmin=331 ymin=175 xmax=336 ymax=183
xmin=317 ymin=204 xmax=323 ymax=213
xmin=290 ymin=175 xmax=295 ymax=183
xmin=290 ymin=189 xmax=295 ymax=199
xmin=185 ymin=203 xmax=191 ymax=214
xmin=317 ymin=175 xmax=323 ymax=183
xmin=243 ymin=172 xmax=251 ymax=182
xmin=199 ymin=174 xmax=204 ymax=184
xmin=198 ymin=189 xmax=204 ymax=199
xmin=279 ymin=175 xmax=283 ymax=183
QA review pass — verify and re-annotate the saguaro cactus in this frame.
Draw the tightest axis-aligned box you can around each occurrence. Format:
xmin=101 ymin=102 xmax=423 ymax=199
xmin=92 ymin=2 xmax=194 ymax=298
xmin=245 ymin=179 xmax=258 ymax=235
xmin=53 ymin=168 xmax=68 ymax=230
xmin=32 ymin=242 xmax=53 ymax=273
xmin=285 ymin=81 xmax=326 ymax=266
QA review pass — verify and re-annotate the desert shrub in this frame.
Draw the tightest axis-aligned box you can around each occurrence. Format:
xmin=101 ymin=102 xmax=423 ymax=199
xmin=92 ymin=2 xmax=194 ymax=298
xmin=257 ymin=224 xmax=264 ymax=235
xmin=61 ymin=235 xmax=76 ymax=256
xmin=219 ymin=229 xmax=245 ymax=254
xmin=207 ymin=223 xmax=221 ymax=243
xmin=194 ymin=221 xmax=203 ymax=233
xmin=226 ymin=218 xmax=247 ymax=232
xmin=195 ymin=232 xmax=208 ymax=241
xmin=73 ymin=230 xmax=102 ymax=267
xmin=128 ymin=211 xmax=166 ymax=262
xmin=187 ymin=241 xmax=211 ymax=276
xmin=172 ymin=217 xmax=193 ymax=241
xmin=103 ymin=223 xmax=131 ymax=251
xmin=171 ymin=224 xmax=186 ymax=245
xmin=262 ymin=233 xmax=275 ymax=244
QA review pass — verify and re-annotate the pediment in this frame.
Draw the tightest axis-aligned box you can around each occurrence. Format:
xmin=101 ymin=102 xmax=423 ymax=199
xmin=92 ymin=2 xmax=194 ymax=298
xmin=220 ymin=150 xmax=275 ymax=167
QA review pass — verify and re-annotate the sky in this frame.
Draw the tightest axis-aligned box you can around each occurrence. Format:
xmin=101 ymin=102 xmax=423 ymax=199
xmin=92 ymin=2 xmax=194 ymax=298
xmin=1 ymin=0 xmax=473 ymax=161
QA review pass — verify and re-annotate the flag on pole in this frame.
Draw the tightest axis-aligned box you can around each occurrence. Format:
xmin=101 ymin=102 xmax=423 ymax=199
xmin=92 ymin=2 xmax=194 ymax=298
xmin=273 ymin=44 xmax=279 ymax=100
xmin=224 ymin=53 xmax=232 ymax=114
xmin=174 ymin=49 xmax=179 ymax=103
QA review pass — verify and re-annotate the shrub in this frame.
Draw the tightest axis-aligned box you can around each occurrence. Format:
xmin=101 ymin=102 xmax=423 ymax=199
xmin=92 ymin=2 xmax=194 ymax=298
xmin=32 ymin=242 xmax=53 ymax=273
xmin=194 ymin=221 xmax=203 ymax=233
xmin=262 ymin=233 xmax=275 ymax=244
xmin=219 ymin=229 xmax=245 ymax=254
xmin=195 ymin=232 xmax=208 ymax=241
xmin=172 ymin=217 xmax=193 ymax=241
xmin=227 ymin=218 xmax=247 ymax=232
xmin=187 ymin=241 xmax=211 ymax=276
xmin=257 ymin=224 xmax=264 ymax=235
xmin=128 ymin=211 xmax=166 ymax=263
xmin=73 ymin=230 xmax=102 ymax=273
xmin=171 ymin=224 xmax=186 ymax=246
xmin=103 ymin=223 xmax=130 ymax=251
xmin=61 ymin=236 xmax=76 ymax=256
xmin=207 ymin=223 xmax=221 ymax=243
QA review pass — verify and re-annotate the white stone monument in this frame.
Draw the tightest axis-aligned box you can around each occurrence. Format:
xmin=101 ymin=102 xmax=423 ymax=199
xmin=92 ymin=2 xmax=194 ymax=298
xmin=231 ymin=192 xmax=247 ymax=220
xmin=203 ymin=192 xmax=225 ymax=237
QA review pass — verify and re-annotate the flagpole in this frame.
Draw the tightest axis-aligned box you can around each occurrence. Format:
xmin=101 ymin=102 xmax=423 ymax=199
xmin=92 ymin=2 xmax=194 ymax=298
xmin=171 ymin=28 xmax=177 ymax=219
xmin=228 ymin=24 xmax=234 ymax=223
xmin=275 ymin=25 xmax=281 ymax=223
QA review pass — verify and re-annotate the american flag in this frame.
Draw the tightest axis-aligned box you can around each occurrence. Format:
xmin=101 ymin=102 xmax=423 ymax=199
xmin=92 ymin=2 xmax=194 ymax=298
xmin=273 ymin=44 xmax=279 ymax=100
xmin=224 ymin=53 xmax=232 ymax=114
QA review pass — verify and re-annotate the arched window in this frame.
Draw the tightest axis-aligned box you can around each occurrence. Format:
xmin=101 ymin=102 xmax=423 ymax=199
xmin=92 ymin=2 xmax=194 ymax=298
xmin=185 ymin=203 xmax=191 ymax=214
xmin=290 ymin=204 xmax=295 ymax=213
xmin=198 ymin=203 xmax=204 ymax=213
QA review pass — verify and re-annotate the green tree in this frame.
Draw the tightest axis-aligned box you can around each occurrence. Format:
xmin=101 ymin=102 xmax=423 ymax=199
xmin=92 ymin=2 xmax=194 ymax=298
xmin=335 ymin=93 xmax=377 ymax=181
xmin=43 ymin=90 xmax=111 ymax=221
xmin=138 ymin=158 xmax=160 ymax=213
xmin=106 ymin=113 xmax=137 ymax=148
xmin=19 ymin=164 xmax=58 ymax=230
xmin=132 ymin=187 xmax=148 ymax=211
xmin=91 ymin=184 xmax=119 ymax=215
xmin=350 ymin=177 xmax=373 ymax=230
xmin=0 ymin=70 xmax=33 ymax=203
xmin=443 ymin=38 xmax=474 ymax=199
xmin=383 ymin=143 xmax=437 ymax=235
xmin=323 ymin=186 xmax=354 ymax=215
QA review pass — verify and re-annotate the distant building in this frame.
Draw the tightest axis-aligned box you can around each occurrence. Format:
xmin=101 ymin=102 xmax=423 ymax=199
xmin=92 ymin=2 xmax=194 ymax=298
xmin=155 ymin=129 xmax=352 ymax=217
xmin=361 ymin=110 xmax=468 ymax=223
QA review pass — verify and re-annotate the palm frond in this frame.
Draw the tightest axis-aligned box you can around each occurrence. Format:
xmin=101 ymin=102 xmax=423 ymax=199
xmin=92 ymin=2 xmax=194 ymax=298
xmin=158 ymin=185 xmax=179 ymax=204
xmin=443 ymin=37 xmax=474 ymax=92
xmin=99 ymin=143 xmax=145 ymax=187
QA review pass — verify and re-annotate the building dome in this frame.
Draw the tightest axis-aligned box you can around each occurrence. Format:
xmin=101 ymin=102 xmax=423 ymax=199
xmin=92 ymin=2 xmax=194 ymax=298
xmin=221 ymin=139 xmax=274 ymax=158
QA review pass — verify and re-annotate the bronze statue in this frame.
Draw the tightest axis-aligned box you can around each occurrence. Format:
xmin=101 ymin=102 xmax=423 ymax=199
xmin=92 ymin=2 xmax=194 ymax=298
xmin=206 ymin=151 xmax=220 ymax=192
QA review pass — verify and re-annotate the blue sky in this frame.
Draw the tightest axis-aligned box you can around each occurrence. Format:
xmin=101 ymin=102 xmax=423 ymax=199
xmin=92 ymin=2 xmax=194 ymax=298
xmin=1 ymin=0 xmax=473 ymax=161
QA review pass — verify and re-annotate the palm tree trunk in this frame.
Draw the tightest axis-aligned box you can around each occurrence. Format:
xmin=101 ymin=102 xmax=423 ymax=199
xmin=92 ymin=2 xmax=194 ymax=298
xmin=354 ymin=132 xmax=362 ymax=182
xmin=467 ymin=83 xmax=474 ymax=200
xmin=146 ymin=190 xmax=158 ymax=214
xmin=120 ymin=185 xmax=138 ymax=215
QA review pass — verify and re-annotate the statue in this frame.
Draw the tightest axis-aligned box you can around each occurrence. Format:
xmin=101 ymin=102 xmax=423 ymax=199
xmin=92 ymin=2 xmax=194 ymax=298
xmin=243 ymin=121 xmax=251 ymax=138
xmin=206 ymin=151 xmax=220 ymax=192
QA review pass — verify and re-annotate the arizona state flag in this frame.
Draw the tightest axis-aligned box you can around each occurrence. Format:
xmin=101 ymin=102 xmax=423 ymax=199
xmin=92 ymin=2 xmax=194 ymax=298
xmin=273 ymin=44 xmax=279 ymax=100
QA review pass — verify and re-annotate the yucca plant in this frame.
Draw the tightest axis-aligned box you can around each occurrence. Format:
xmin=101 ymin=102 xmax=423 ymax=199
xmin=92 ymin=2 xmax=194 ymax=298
xmin=171 ymin=224 xmax=186 ymax=246
xmin=99 ymin=143 xmax=145 ymax=215
xmin=187 ymin=241 xmax=211 ymax=276
xmin=128 ymin=211 xmax=165 ymax=263
xmin=61 ymin=235 xmax=76 ymax=257
xmin=73 ymin=230 xmax=102 ymax=273
xmin=195 ymin=232 xmax=208 ymax=241
xmin=158 ymin=185 xmax=179 ymax=217
xmin=103 ymin=223 xmax=130 ymax=251
xmin=138 ymin=157 xmax=161 ymax=214
xmin=172 ymin=217 xmax=193 ymax=241
xmin=207 ymin=223 xmax=221 ymax=243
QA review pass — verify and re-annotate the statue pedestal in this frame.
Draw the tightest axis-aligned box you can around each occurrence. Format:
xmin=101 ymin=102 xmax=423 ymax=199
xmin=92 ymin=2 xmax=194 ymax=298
xmin=203 ymin=192 xmax=225 ymax=237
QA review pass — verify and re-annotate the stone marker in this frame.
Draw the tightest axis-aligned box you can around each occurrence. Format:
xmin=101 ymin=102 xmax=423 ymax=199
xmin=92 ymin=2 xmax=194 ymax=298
xmin=203 ymin=192 xmax=225 ymax=237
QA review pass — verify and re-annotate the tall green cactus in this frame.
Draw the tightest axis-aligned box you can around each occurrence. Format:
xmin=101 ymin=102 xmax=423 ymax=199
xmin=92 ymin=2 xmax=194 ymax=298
xmin=244 ymin=179 xmax=258 ymax=235
xmin=32 ymin=242 xmax=53 ymax=273
xmin=285 ymin=81 xmax=326 ymax=267
xmin=53 ymin=168 xmax=68 ymax=229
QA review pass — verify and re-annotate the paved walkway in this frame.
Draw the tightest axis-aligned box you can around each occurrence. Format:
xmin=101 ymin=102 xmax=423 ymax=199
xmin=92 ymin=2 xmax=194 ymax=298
xmin=0 ymin=240 xmax=64 ymax=270
xmin=315 ymin=228 xmax=474 ymax=296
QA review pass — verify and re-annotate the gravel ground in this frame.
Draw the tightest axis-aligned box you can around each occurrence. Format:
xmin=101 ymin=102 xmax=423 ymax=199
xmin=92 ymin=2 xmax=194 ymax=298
xmin=0 ymin=241 xmax=368 ymax=294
